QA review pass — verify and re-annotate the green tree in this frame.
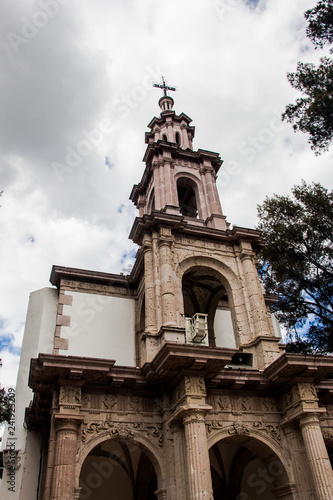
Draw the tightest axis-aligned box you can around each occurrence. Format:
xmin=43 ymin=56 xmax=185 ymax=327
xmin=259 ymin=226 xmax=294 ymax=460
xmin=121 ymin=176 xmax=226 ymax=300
xmin=282 ymin=0 xmax=333 ymax=154
xmin=257 ymin=181 xmax=333 ymax=353
xmin=305 ymin=0 xmax=333 ymax=50
xmin=0 ymin=360 xmax=13 ymax=425
xmin=0 ymin=385 xmax=12 ymax=425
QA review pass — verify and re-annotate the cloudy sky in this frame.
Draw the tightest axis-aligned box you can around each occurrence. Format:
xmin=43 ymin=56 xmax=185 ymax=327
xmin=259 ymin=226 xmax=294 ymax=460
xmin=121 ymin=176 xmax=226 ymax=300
xmin=0 ymin=0 xmax=332 ymax=389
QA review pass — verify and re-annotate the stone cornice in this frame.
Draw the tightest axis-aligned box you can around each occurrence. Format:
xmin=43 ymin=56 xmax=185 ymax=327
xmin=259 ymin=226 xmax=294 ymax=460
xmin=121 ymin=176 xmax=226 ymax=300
xmin=50 ymin=265 xmax=138 ymax=289
xmin=129 ymin=211 xmax=264 ymax=250
xmin=146 ymin=111 xmax=193 ymax=132
xmin=25 ymin=350 xmax=333 ymax=429
xmin=264 ymin=353 xmax=333 ymax=387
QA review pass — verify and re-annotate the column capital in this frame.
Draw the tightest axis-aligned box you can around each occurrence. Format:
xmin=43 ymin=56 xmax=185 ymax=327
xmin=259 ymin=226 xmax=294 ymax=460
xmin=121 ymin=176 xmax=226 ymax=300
xmin=299 ymin=412 xmax=322 ymax=427
xmin=172 ymin=404 xmax=212 ymax=426
xmin=53 ymin=415 xmax=83 ymax=433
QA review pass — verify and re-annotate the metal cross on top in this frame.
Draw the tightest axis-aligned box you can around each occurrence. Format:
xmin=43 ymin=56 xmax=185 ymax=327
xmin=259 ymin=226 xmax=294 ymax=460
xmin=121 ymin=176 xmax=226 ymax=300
xmin=153 ymin=76 xmax=176 ymax=96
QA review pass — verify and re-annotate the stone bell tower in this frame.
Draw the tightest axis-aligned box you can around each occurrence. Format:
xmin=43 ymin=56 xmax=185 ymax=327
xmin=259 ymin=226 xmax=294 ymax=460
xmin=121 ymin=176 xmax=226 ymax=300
xmin=129 ymin=80 xmax=283 ymax=370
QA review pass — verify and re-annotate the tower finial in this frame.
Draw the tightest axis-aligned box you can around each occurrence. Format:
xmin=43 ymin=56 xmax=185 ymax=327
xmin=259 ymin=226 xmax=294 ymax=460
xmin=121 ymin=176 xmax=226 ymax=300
xmin=153 ymin=76 xmax=176 ymax=97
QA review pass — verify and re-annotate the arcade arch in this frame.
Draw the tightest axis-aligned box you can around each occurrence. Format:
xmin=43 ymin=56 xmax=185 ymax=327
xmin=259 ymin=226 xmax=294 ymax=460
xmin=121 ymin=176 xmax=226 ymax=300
xmin=209 ymin=434 xmax=294 ymax=500
xmin=78 ymin=437 xmax=160 ymax=500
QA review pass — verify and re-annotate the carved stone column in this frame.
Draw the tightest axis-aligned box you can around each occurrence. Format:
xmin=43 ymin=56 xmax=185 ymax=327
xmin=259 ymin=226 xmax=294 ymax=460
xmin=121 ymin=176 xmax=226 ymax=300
xmin=299 ymin=413 xmax=333 ymax=499
xmin=50 ymin=417 xmax=82 ymax=500
xmin=143 ymin=234 xmax=157 ymax=334
xmin=239 ymin=243 xmax=270 ymax=337
xmin=159 ymin=228 xmax=177 ymax=326
xmin=171 ymin=423 xmax=188 ymax=499
xmin=282 ymin=422 xmax=316 ymax=498
xmin=182 ymin=410 xmax=213 ymax=500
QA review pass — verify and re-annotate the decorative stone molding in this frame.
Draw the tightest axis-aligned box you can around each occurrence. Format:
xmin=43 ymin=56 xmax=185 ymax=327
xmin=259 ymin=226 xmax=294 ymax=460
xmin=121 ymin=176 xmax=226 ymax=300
xmin=207 ymin=420 xmax=281 ymax=444
xmin=81 ymin=420 xmax=163 ymax=447
xmin=252 ymin=421 xmax=281 ymax=443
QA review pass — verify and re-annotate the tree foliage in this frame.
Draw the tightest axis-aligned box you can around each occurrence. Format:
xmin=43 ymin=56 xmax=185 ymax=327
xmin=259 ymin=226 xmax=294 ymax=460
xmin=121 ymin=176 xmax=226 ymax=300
xmin=0 ymin=359 xmax=13 ymax=425
xmin=282 ymin=0 xmax=333 ymax=154
xmin=0 ymin=386 xmax=12 ymax=425
xmin=305 ymin=0 xmax=333 ymax=51
xmin=257 ymin=181 xmax=333 ymax=353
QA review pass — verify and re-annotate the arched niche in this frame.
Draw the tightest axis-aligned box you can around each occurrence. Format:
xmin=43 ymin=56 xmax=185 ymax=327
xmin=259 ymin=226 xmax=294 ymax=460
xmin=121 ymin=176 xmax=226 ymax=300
xmin=180 ymin=263 xmax=239 ymax=348
xmin=209 ymin=433 xmax=294 ymax=500
xmin=77 ymin=435 xmax=163 ymax=500
xmin=177 ymin=176 xmax=199 ymax=218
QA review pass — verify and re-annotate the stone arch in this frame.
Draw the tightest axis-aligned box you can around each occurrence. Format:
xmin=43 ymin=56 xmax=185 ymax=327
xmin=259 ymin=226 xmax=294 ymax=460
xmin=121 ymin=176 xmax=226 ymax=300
xmin=176 ymin=256 xmax=250 ymax=348
xmin=208 ymin=428 xmax=295 ymax=499
xmin=76 ymin=428 xmax=165 ymax=496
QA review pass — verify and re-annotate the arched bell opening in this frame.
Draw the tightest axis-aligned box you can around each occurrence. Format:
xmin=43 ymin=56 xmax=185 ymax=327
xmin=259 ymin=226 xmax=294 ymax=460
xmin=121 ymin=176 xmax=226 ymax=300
xmin=177 ymin=177 xmax=199 ymax=218
xmin=79 ymin=439 xmax=158 ymax=500
xmin=181 ymin=266 xmax=236 ymax=348
xmin=209 ymin=435 xmax=292 ymax=500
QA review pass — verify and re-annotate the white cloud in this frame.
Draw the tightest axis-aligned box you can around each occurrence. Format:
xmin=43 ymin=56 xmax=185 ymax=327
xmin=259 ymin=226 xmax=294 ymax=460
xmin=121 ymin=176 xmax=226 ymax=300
xmin=0 ymin=0 xmax=332 ymax=387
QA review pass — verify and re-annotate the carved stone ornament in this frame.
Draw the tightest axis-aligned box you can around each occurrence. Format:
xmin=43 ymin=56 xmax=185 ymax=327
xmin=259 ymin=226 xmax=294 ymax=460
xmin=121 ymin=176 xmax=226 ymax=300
xmin=102 ymin=394 xmax=117 ymax=410
xmin=59 ymin=386 xmax=81 ymax=405
xmin=217 ymin=395 xmax=231 ymax=411
xmin=129 ymin=396 xmax=143 ymax=412
xmin=228 ymin=424 xmax=250 ymax=436
xmin=81 ymin=420 xmax=163 ymax=447
xmin=241 ymin=397 xmax=253 ymax=412
xmin=262 ymin=397 xmax=276 ymax=413
xmin=252 ymin=421 xmax=281 ymax=443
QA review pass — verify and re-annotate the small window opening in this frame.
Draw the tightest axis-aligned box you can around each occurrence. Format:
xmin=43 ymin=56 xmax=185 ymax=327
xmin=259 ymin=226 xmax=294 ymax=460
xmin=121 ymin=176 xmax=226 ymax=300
xmin=162 ymin=134 xmax=167 ymax=141
xmin=175 ymin=132 xmax=181 ymax=145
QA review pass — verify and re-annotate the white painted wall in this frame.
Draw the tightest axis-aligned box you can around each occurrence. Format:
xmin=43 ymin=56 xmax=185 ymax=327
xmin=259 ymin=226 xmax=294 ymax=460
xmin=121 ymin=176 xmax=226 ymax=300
xmin=214 ymin=309 xmax=236 ymax=348
xmin=0 ymin=287 xmax=58 ymax=500
xmin=62 ymin=292 xmax=136 ymax=367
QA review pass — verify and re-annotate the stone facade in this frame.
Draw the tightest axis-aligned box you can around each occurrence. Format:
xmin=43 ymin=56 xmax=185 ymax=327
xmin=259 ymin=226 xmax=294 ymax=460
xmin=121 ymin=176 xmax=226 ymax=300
xmin=5 ymin=94 xmax=333 ymax=499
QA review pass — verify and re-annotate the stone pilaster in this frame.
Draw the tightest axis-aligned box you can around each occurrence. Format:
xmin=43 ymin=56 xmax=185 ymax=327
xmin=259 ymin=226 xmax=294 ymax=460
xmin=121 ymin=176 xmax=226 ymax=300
xmin=50 ymin=417 xmax=82 ymax=500
xmin=182 ymin=410 xmax=213 ymax=500
xmin=299 ymin=413 xmax=333 ymax=500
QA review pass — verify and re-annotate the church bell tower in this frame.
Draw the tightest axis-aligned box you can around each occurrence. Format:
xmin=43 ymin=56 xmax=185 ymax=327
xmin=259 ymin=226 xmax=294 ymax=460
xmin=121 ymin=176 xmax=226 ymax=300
xmin=129 ymin=79 xmax=283 ymax=370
